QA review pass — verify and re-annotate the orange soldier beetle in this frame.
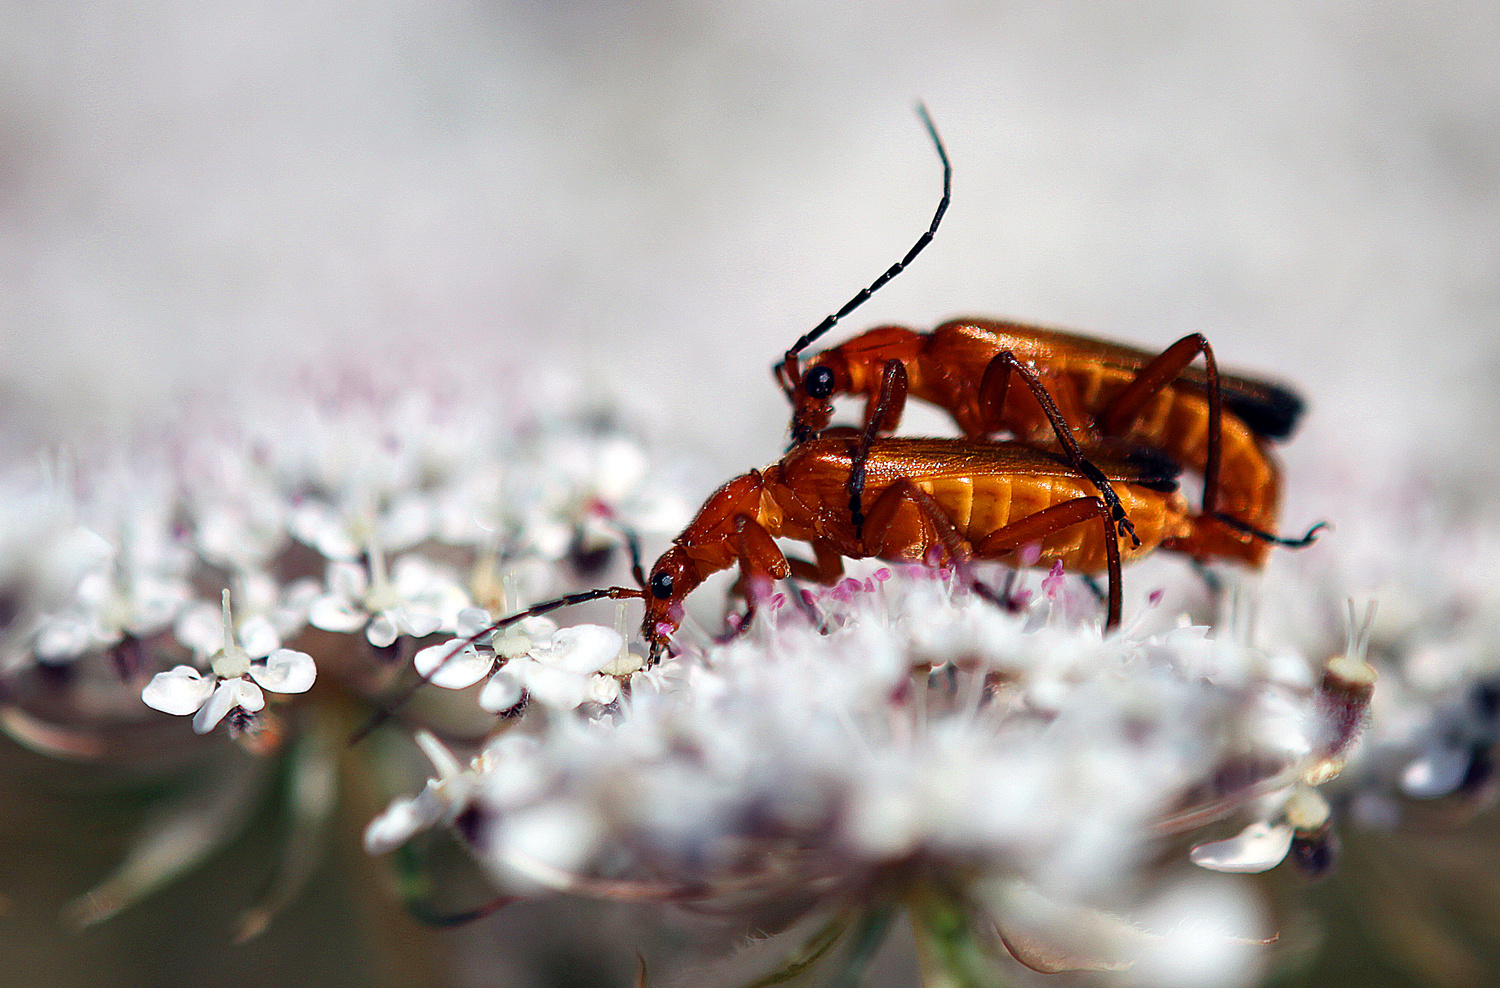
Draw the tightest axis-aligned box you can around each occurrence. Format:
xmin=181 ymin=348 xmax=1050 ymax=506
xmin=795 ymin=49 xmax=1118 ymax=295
xmin=635 ymin=433 xmax=1197 ymax=661
xmin=767 ymin=110 xmax=1315 ymax=565
xmin=776 ymin=320 xmax=1313 ymax=565
xmin=386 ymin=433 xmax=1247 ymax=675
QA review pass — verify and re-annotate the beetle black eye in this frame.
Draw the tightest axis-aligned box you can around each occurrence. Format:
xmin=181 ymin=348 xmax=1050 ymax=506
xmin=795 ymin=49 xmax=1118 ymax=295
xmin=805 ymin=365 xmax=835 ymax=400
xmin=649 ymin=571 xmax=674 ymax=599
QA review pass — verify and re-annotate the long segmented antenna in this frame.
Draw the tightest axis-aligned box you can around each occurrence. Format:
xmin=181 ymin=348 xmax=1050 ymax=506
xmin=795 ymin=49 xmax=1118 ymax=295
xmin=350 ymin=585 xmax=644 ymax=745
xmin=778 ymin=103 xmax=951 ymax=393
xmin=354 ymin=519 xmax=660 ymax=745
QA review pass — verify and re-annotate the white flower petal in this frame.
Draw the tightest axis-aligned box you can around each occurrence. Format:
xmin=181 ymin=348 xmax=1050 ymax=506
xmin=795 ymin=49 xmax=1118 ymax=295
xmin=239 ymin=570 xmax=281 ymax=614
xmin=1190 ymin=821 xmax=1294 ymax=873
xmin=192 ymin=678 xmax=265 ymax=733
xmin=126 ymin=576 xmax=189 ymax=635
xmin=142 ymin=666 xmax=217 ymax=715
xmin=308 ymin=595 xmax=367 ymax=633
xmin=979 ymin=878 xmax=1148 ymax=974
xmin=455 ymin=607 xmax=495 ymax=639
xmin=519 ymin=663 xmax=596 ymax=711
xmin=525 ymin=518 xmax=570 ymax=559
xmin=517 ymin=615 xmax=559 ymax=639
xmin=492 ymin=802 xmax=603 ymax=891
xmin=273 ymin=578 xmax=322 ymax=633
xmin=250 ymin=649 xmax=317 ymax=694
xmin=364 ymin=789 xmax=446 ymax=854
xmin=326 ymin=560 xmax=369 ymax=598
xmin=588 ymin=674 xmax=621 ymax=706
xmin=380 ymin=498 xmax=434 ymax=552
xmin=34 ymin=616 xmax=95 ymax=660
xmin=593 ymin=439 xmax=647 ymax=502
xmin=229 ymin=676 xmax=266 ymax=711
xmin=414 ymin=641 xmax=493 ymax=690
xmin=479 ymin=669 xmax=525 ymax=713
xmin=402 ymin=611 xmax=442 ymax=639
xmin=173 ymin=603 xmax=225 ymax=659
xmin=366 ymin=613 xmax=400 ymax=648
xmin=536 ymin=625 xmax=624 ymax=674
xmin=478 ymin=735 xmax=546 ymax=808
xmin=389 ymin=554 xmax=439 ymax=593
xmin=415 ymin=729 xmax=465 ymax=780
xmin=314 ymin=524 xmax=361 ymax=563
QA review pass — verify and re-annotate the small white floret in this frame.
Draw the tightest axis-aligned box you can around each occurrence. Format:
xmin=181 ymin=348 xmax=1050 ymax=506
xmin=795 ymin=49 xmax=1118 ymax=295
xmin=1190 ymin=821 xmax=1294 ymax=873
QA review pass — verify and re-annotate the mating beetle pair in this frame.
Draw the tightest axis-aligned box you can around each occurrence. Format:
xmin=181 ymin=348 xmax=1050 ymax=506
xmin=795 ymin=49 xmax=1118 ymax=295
xmin=630 ymin=108 xmax=1316 ymax=659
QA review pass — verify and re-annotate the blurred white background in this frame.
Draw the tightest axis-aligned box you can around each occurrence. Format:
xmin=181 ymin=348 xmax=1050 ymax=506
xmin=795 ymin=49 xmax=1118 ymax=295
xmin=3 ymin=1 xmax=1497 ymax=475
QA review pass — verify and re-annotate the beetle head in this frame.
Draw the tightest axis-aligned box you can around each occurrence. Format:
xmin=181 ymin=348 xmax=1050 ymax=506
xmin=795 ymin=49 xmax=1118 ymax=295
xmin=786 ymin=354 xmax=847 ymax=446
xmin=641 ymin=546 xmax=701 ymax=664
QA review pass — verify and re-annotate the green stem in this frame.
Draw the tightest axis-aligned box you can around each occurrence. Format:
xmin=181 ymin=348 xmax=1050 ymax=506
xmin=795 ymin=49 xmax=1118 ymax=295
xmin=737 ymin=909 xmax=853 ymax=988
xmin=829 ymin=906 xmax=896 ymax=988
xmin=910 ymin=881 xmax=1011 ymax=988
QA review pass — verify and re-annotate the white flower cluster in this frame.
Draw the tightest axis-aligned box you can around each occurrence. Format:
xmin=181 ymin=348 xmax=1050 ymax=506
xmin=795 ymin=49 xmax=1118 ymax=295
xmin=0 ymin=387 xmax=685 ymax=741
xmin=10 ymin=383 xmax=1500 ymax=982
xmin=412 ymin=610 xmax=636 ymax=716
xmin=367 ymin=566 xmax=1374 ymax=983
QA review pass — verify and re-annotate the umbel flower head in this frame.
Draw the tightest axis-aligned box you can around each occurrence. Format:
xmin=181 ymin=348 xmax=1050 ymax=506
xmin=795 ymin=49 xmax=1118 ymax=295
xmin=368 ymin=568 xmax=1372 ymax=985
xmin=13 ymin=379 xmax=1500 ymax=985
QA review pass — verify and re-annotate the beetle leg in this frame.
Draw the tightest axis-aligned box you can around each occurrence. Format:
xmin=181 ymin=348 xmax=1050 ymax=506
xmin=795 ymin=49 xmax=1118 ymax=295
xmin=736 ymin=513 xmax=792 ymax=593
xmin=718 ymin=515 xmax=795 ymax=639
xmin=974 ymin=351 xmax=1090 ymax=439
xmin=860 ymin=478 xmax=974 ymax=570
xmin=863 ymin=358 xmax=911 ymax=435
xmin=970 ymin=496 xmax=1123 ymax=630
xmin=784 ymin=542 xmax=847 ymax=584
xmin=1099 ymin=333 xmax=1223 ymax=517
xmin=978 ymin=350 xmax=1140 ymax=549
xmin=976 ymin=350 xmax=1014 ymax=429
xmin=849 ymin=360 xmax=909 ymax=541
xmin=1209 ymin=514 xmax=1327 ymax=548
xmin=968 ymin=568 xmax=1022 ymax=613
xmin=1167 ymin=513 xmax=1328 ymax=568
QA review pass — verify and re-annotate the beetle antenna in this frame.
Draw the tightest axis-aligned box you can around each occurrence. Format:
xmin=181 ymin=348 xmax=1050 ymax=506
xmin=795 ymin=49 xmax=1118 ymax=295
xmin=778 ymin=103 xmax=951 ymax=391
xmin=350 ymin=585 xmax=645 ymax=744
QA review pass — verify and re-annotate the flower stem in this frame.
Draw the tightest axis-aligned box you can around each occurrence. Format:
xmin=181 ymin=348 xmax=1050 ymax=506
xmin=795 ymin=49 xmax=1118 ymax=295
xmin=910 ymin=881 xmax=1012 ymax=988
